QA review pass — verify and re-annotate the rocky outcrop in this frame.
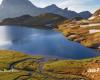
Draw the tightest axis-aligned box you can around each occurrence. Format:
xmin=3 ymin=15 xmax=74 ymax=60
xmin=57 ymin=19 xmax=100 ymax=51
xmin=93 ymin=9 xmax=100 ymax=16
xmin=89 ymin=9 xmax=100 ymax=22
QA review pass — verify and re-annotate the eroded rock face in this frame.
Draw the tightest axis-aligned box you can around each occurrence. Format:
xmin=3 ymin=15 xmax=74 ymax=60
xmin=89 ymin=9 xmax=100 ymax=21
xmin=93 ymin=9 xmax=100 ymax=16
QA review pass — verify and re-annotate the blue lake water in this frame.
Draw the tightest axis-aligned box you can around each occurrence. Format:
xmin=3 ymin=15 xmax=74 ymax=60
xmin=0 ymin=25 xmax=99 ymax=59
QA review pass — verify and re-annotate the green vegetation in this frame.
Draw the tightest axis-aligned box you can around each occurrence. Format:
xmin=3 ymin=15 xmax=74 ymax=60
xmin=0 ymin=50 xmax=100 ymax=80
xmin=0 ymin=71 xmax=29 ymax=80
xmin=43 ymin=57 xmax=100 ymax=80
xmin=14 ymin=59 xmax=40 ymax=71
xmin=81 ymin=32 xmax=100 ymax=48
xmin=0 ymin=50 xmax=42 ymax=70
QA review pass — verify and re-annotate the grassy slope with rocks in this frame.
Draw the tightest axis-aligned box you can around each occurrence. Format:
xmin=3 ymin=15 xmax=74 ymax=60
xmin=0 ymin=50 xmax=100 ymax=80
xmin=57 ymin=19 xmax=100 ymax=51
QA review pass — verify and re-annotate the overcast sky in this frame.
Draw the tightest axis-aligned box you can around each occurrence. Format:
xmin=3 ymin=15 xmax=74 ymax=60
xmin=0 ymin=0 xmax=100 ymax=13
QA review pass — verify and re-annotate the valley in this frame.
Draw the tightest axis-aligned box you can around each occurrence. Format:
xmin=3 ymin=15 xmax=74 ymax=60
xmin=0 ymin=10 xmax=99 ymax=52
xmin=0 ymin=0 xmax=99 ymax=80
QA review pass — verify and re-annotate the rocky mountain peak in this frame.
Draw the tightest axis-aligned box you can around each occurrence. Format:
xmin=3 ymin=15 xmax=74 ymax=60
xmin=45 ymin=4 xmax=59 ymax=9
xmin=1 ymin=0 xmax=36 ymax=7
xmin=79 ymin=11 xmax=92 ymax=19
xmin=0 ymin=0 xmax=92 ymax=20
xmin=64 ymin=8 xmax=68 ymax=11
xmin=0 ymin=0 xmax=40 ymax=19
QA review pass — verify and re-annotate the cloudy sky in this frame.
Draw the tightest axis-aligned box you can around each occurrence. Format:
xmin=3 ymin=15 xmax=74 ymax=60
xmin=30 ymin=0 xmax=100 ymax=13
xmin=0 ymin=0 xmax=100 ymax=13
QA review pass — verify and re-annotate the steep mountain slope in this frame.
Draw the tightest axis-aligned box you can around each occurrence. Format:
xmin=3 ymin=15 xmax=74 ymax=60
xmin=0 ymin=0 xmax=92 ymax=19
xmin=79 ymin=11 xmax=92 ymax=19
xmin=63 ymin=8 xmax=80 ymax=19
xmin=43 ymin=5 xmax=79 ymax=19
xmin=44 ymin=5 xmax=91 ymax=19
xmin=89 ymin=9 xmax=100 ymax=22
xmin=44 ymin=4 xmax=65 ymax=17
xmin=93 ymin=9 xmax=100 ymax=16
xmin=0 ymin=0 xmax=41 ymax=19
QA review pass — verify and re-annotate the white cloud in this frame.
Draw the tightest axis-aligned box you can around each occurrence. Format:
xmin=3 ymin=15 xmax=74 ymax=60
xmin=0 ymin=0 xmax=2 ymax=4
xmin=56 ymin=0 xmax=100 ymax=12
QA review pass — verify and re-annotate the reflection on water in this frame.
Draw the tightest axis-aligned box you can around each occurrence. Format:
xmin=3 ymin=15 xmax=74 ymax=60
xmin=0 ymin=25 xmax=99 ymax=59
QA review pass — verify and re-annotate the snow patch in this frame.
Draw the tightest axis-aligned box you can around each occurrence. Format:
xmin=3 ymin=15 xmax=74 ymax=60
xmin=89 ymin=29 xmax=100 ymax=34
xmin=88 ymin=16 xmax=96 ymax=20
xmin=80 ymin=23 xmax=100 ymax=27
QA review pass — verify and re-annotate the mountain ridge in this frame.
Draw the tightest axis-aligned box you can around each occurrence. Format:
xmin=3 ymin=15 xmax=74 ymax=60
xmin=0 ymin=0 xmax=92 ymax=20
xmin=0 ymin=13 xmax=67 ymax=28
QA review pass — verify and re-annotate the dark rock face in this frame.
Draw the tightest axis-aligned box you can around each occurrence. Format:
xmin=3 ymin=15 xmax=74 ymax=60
xmin=0 ymin=0 xmax=92 ymax=19
xmin=44 ymin=5 xmax=80 ymax=19
xmin=79 ymin=11 xmax=92 ymax=19
xmin=44 ymin=4 xmax=64 ymax=17
xmin=64 ymin=9 xmax=79 ymax=19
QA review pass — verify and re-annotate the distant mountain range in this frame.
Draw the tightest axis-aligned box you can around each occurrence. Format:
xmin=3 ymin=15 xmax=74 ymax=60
xmin=0 ymin=0 xmax=92 ymax=20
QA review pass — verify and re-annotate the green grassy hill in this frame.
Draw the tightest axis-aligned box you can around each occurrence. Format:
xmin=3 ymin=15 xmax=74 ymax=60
xmin=0 ymin=50 xmax=100 ymax=80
